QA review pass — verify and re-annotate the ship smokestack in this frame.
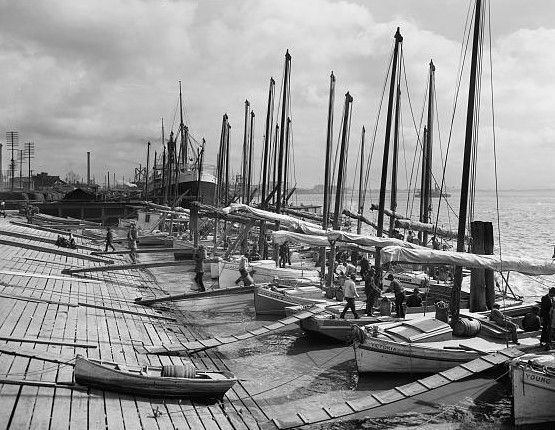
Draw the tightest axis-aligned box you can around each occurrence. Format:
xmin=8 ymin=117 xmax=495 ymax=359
xmin=87 ymin=151 xmax=90 ymax=185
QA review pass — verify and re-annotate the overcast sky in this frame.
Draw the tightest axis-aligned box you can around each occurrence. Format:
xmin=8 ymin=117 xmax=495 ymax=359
xmin=1 ymin=0 xmax=554 ymax=190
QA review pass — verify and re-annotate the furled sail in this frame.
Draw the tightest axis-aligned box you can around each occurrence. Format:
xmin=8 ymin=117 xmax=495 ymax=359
xmin=223 ymin=203 xmax=325 ymax=235
xmin=381 ymin=246 xmax=555 ymax=276
xmin=394 ymin=219 xmax=467 ymax=241
xmin=272 ymin=230 xmax=423 ymax=250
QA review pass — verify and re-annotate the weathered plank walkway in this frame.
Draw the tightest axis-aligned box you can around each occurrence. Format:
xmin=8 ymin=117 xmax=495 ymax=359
xmin=0 ymin=216 xmax=268 ymax=430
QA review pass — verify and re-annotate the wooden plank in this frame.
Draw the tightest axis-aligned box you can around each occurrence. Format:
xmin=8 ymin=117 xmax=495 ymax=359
xmin=0 ymin=269 xmax=101 ymax=283
xmin=0 ymin=336 xmax=97 ymax=348
xmin=0 ymin=291 xmax=78 ymax=307
xmin=92 ymin=247 xmax=189 ymax=255
xmin=62 ymin=260 xmax=183 ymax=274
xmin=136 ymin=284 xmax=255 ymax=305
xmin=78 ymin=302 xmax=176 ymax=321
xmin=0 ymin=238 xmax=113 ymax=264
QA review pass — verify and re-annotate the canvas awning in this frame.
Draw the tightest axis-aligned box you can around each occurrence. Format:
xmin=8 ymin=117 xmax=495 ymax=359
xmin=381 ymin=246 xmax=555 ymax=276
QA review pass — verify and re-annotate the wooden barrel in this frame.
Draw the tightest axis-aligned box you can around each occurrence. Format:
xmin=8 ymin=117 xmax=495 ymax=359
xmin=161 ymin=362 xmax=196 ymax=378
xmin=380 ymin=297 xmax=391 ymax=316
xmin=452 ymin=318 xmax=481 ymax=337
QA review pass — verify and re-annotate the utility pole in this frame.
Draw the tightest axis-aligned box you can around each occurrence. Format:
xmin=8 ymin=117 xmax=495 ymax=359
xmin=145 ymin=141 xmax=151 ymax=200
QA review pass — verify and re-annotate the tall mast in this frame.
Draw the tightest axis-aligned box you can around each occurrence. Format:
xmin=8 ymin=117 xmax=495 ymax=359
xmin=389 ymin=84 xmax=401 ymax=236
xmin=419 ymin=126 xmax=428 ymax=243
xmin=423 ymin=60 xmax=435 ymax=246
xmin=246 ymin=111 xmax=255 ymax=203
xmin=283 ymin=117 xmax=291 ymax=207
xmin=376 ymin=27 xmax=403 ymax=270
xmin=261 ymin=78 xmax=275 ymax=208
xmin=161 ymin=118 xmax=168 ymax=205
xmin=332 ymin=92 xmax=353 ymax=230
xmin=451 ymin=0 xmax=483 ymax=322
xmin=179 ymin=81 xmax=186 ymax=167
xmin=241 ymin=100 xmax=250 ymax=203
xmin=357 ymin=126 xmax=366 ymax=234
xmin=225 ymin=122 xmax=231 ymax=203
xmin=145 ymin=141 xmax=150 ymax=200
xmin=322 ymin=72 xmax=336 ymax=230
xmin=275 ymin=50 xmax=291 ymax=215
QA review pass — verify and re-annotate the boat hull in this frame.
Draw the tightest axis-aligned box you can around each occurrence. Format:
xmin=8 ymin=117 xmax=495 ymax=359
xmin=74 ymin=356 xmax=237 ymax=398
xmin=354 ymin=336 xmax=479 ymax=373
xmin=510 ymin=353 xmax=555 ymax=426
xmin=254 ymin=285 xmax=325 ymax=316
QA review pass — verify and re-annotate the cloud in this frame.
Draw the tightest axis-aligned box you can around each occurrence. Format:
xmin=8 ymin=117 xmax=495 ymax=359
xmin=0 ymin=0 xmax=553 ymax=191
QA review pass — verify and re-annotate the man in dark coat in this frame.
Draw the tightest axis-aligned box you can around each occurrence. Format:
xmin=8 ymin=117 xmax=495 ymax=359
xmin=193 ymin=245 xmax=206 ymax=292
xmin=540 ymin=287 xmax=555 ymax=347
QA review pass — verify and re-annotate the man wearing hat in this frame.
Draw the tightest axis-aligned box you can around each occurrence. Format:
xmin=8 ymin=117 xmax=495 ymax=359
xmin=340 ymin=273 xmax=360 ymax=319
xmin=193 ymin=245 xmax=206 ymax=292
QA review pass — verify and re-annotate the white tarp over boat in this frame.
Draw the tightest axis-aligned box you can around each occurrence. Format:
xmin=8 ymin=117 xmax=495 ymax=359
xmin=272 ymin=231 xmax=330 ymax=246
xmin=272 ymin=230 xmax=423 ymax=250
xmin=223 ymin=204 xmax=325 ymax=235
xmin=381 ymin=246 xmax=555 ymax=276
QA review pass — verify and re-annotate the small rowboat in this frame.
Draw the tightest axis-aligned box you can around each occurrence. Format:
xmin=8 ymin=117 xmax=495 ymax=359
xmin=74 ymin=355 xmax=237 ymax=399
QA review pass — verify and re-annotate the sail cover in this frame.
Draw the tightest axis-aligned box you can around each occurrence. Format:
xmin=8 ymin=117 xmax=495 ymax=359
xmin=223 ymin=204 xmax=326 ymax=235
xmin=381 ymin=246 xmax=555 ymax=276
xmin=272 ymin=231 xmax=330 ymax=246
xmin=272 ymin=230 xmax=424 ymax=250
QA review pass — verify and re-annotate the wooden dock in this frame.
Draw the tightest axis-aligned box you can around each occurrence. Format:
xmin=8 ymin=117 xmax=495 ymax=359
xmin=0 ymin=215 xmax=532 ymax=429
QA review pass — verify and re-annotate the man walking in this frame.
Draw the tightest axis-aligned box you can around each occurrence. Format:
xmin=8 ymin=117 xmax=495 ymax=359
xmin=127 ymin=222 xmax=138 ymax=264
xmin=104 ymin=227 xmax=115 ymax=252
xmin=193 ymin=245 xmax=206 ymax=292
xmin=340 ymin=274 xmax=360 ymax=319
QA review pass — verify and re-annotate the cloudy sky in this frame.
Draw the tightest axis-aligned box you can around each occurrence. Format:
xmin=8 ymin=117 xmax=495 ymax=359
xmin=1 ymin=0 xmax=554 ymax=191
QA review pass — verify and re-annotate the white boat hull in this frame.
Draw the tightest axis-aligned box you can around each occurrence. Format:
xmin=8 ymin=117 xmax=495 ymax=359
xmin=354 ymin=336 xmax=479 ymax=373
xmin=510 ymin=353 xmax=555 ymax=426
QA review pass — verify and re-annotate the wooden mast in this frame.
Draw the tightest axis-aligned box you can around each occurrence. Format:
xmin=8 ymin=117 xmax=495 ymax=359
xmin=241 ymin=100 xmax=250 ymax=203
xmin=419 ymin=126 xmax=428 ymax=244
xmin=145 ymin=141 xmax=150 ymax=200
xmin=283 ymin=117 xmax=291 ymax=207
xmin=451 ymin=0 xmax=483 ymax=323
xmin=260 ymin=78 xmax=275 ymax=259
xmin=261 ymin=78 xmax=275 ymax=208
xmin=376 ymin=27 xmax=403 ymax=271
xmin=179 ymin=81 xmax=187 ymax=167
xmin=357 ymin=126 xmax=365 ymax=234
xmin=275 ymin=50 xmax=291 ymax=215
xmin=423 ymin=60 xmax=435 ymax=246
xmin=322 ymin=72 xmax=336 ymax=231
xmin=332 ymin=92 xmax=353 ymax=230
xmin=246 ymin=111 xmax=255 ymax=204
xmin=321 ymin=71 xmax=336 ymax=284
xmin=389 ymin=84 xmax=401 ymax=236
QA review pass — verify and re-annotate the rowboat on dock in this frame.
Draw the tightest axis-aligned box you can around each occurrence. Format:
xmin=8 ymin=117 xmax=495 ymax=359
xmin=510 ymin=352 xmax=555 ymax=426
xmin=73 ymin=355 xmax=237 ymax=399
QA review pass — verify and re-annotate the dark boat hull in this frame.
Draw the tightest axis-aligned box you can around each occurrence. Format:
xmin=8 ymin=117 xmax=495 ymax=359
xmin=74 ymin=356 xmax=237 ymax=398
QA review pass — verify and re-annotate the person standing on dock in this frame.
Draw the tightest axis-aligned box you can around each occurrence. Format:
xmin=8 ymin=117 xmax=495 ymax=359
xmin=340 ymin=274 xmax=360 ymax=319
xmin=104 ymin=227 xmax=115 ymax=252
xmin=540 ymin=287 xmax=555 ymax=348
xmin=0 ymin=201 xmax=5 ymax=218
xmin=193 ymin=245 xmax=206 ymax=292
xmin=364 ymin=268 xmax=380 ymax=316
xmin=127 ymin=222 xmax=138 ymax=264
xmin=390 ymin=274 xmax=405 ymax=318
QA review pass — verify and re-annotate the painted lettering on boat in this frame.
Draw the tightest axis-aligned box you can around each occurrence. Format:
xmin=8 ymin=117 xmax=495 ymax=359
xmin=525 ymin=371 xmax=551 ymax=386
xmin=368 ymin=340 xmax=399 ymax=353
